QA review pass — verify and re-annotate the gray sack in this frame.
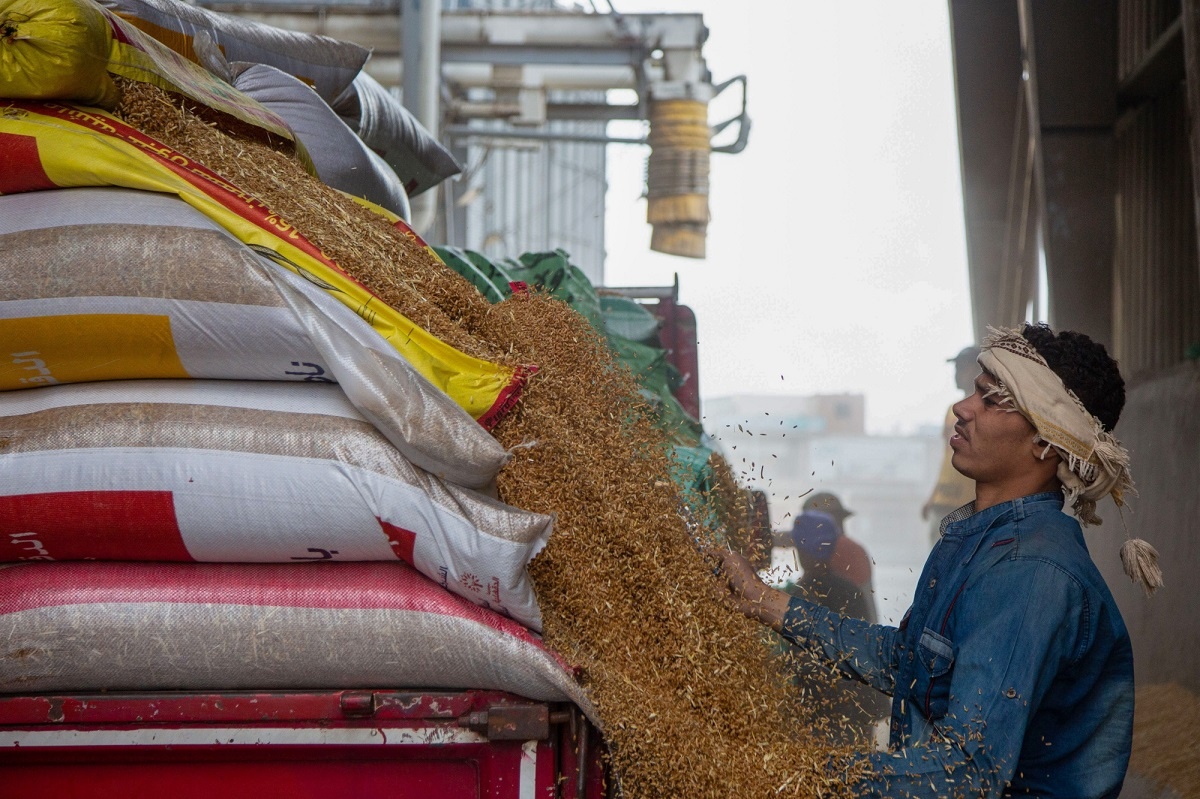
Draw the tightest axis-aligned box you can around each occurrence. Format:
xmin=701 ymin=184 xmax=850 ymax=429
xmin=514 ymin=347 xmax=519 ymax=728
xmin=232 ymin=62 xmax=411 ymax=220
xmin=332 ymin=71 xmax=462 ymax=198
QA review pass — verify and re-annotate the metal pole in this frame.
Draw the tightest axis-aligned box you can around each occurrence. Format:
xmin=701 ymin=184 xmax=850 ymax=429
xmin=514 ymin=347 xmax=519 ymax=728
xmin=402 ymin=0 xmax=441 ymax=235
xmin=445 ymin=125 xmax=648 ymax=147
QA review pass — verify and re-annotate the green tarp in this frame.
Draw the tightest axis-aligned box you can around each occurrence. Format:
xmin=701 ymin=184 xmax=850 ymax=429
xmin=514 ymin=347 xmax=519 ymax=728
xmin=435 ymin=245 xmax=715 ymax=496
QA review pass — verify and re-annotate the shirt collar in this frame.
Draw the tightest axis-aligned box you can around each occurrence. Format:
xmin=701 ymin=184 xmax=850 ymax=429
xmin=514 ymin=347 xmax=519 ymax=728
xmin=941 ymin=491 xmax=1064 ymax=538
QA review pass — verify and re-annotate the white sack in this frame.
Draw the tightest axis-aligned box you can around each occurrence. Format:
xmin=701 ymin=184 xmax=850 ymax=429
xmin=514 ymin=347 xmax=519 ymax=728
xmin=0 ymin=561 xmax=591 ymax=721
xmin=333 ymin=71 xmax=462 ymax=198
xmin=0 ymin=187 xmax=508 ymax=489
xmin=0 ymin=378 xmax=550 ymax=629
xmin=100 ymin=0 xmax=368 ymax=103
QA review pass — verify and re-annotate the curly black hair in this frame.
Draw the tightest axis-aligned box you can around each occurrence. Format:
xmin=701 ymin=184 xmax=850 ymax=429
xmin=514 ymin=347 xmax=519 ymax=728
xmin=1022 ymin=323 xmax=1125 ymax=431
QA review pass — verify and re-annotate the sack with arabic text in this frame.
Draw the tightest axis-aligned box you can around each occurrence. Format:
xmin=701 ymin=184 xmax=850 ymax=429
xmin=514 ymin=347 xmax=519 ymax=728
xmin=0 ymin=187 xmax=508 ymax=488
xmin=0 ymin=378 xmax=551 ymax=630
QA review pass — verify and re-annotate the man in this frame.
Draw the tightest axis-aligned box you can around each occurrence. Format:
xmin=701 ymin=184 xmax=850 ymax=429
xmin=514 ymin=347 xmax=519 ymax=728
xmin=787 ymin=510 xmax=870 ymax=621
xmin=718 ymin=323 xmax=1161 ymax=798
xmin=921 ymin=346 xmax=980 ymax=548
xmin=802 ymin=492 xmax=876 ymax=623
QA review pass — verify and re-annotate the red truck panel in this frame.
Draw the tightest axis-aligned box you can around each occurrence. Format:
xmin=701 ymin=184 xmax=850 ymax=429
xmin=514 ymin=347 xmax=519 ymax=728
xmin=0 ymin=690 xmax=605 ymax=799
xmin=651 ymin=298 xmax=700 ymax=421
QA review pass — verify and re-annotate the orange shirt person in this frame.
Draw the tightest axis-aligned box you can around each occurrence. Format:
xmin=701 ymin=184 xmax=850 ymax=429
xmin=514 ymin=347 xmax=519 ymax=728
xmin=801 ymin=492 xmax=875 ymax=623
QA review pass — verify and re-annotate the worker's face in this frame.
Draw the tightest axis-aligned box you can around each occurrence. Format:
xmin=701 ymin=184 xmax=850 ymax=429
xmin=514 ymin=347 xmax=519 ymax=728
xmin=949 ymin=371 xmax=1041 ymax=483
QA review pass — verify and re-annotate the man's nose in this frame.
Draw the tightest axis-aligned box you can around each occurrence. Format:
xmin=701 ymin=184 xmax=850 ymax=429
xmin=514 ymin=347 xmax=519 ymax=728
xmin=951 ymin=396 xmax=971 ymax=422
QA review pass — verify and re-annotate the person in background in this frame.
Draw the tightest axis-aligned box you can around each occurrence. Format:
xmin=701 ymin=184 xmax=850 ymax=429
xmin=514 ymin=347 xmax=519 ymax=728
xmin=802 ymin=492 xmax=876 ymax=623
xmin=787 ymin=511 xmax=871 ymax=622
xmin=921 ymin=346 xmax=979 ymax=548
xmin=782 ymin=511 xmax=890 ymax=745
xmin=744 ymin=488 xmax=774 ymax=573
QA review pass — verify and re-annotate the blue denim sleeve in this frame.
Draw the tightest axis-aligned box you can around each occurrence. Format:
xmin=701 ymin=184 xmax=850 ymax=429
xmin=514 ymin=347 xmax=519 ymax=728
xmin=780 ymin=595 xmax=899 ymax=695
xmin=845 ymin=559 xmax=1085 ymax=798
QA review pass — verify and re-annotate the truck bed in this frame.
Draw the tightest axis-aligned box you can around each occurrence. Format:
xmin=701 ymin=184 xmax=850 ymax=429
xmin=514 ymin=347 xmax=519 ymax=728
xmin=0 ymin=689 xmax=604 ymax=798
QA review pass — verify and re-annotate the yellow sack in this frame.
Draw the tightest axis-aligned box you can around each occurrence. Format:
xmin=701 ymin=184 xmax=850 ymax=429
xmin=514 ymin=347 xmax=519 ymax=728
xmin=1 ymin=0 xmax=300 ymax=152
xmin=104 ymin=10 xmax=298 ymax=147
xmin=0 ymin=0 xmax=119 ymax=108
xmin=0 ymin=101 xmax=525 ymax=426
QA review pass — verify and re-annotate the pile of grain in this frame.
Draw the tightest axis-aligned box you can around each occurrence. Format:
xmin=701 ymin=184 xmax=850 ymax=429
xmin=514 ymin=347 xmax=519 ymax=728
xmin=482 ymin=295 xmax=865 ymax=795
xmin=112 ymin=82 xmax=867 ymax=797
xmin=1129 ymin=682 xmax=1200 ymax=798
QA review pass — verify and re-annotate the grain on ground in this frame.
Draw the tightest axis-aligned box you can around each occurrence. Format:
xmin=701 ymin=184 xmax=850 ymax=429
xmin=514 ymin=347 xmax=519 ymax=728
xmin=1129 ymin=682 xmax=1200 ymax=799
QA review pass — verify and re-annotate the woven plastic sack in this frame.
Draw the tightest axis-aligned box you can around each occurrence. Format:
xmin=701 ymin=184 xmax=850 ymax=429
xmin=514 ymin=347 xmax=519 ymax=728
xmin=0 ymin=0 xmax=119 ymax=107
xmin=0 ymin=102 xmax=526 ymax=427
xmin=0 ymin=378 xmax=551 ymax=629
xmin=99 ymin=0 xmax=368 ymax=104
xmin=0 ymin=0 xmax=297 ymax=144
xmin=231 ymin=62 xmax=411 ymax=221
xmin=333 ymin=71 xmax=462 ymax=198
xmin=102 ymin=9 xmax=299 ymax=146
xmin=0 ymin=561 xmax=592 ymax=718
xmin=0 ymin=187 xmax=508 ymax=488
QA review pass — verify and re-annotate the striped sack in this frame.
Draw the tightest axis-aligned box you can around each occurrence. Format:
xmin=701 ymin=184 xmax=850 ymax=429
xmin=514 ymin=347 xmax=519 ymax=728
xmin=0 ymin=379 xmax=551 ymax=630
xmin=0 ymin=560 xmax=592 ymax=721
xmin=0 ymin=187 xmax=509 ymax=489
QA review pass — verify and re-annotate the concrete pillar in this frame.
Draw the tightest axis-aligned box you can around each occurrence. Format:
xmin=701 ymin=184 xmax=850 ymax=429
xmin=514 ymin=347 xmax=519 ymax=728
xmin=1019 ymin=0 xmax=1118 ymax=346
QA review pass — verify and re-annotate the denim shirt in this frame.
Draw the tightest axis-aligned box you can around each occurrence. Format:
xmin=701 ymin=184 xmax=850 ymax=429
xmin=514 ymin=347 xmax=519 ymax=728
xmin=780 ymin=492 xmax=1134 ymax=798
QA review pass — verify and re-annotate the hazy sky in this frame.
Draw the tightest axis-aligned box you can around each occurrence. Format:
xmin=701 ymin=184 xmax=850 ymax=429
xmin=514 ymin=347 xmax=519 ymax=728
xmin=603 ymin=1 xmax=973 ymax=434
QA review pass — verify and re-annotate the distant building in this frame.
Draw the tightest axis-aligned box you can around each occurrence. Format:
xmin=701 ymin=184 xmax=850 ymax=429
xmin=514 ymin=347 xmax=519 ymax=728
xmin=705 ymin=393 xmax=865 ymax=438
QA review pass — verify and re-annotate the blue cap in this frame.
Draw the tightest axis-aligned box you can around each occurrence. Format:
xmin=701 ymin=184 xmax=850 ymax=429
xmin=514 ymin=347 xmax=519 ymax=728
xmin=791 ymin=511 xmax=838 ymax=562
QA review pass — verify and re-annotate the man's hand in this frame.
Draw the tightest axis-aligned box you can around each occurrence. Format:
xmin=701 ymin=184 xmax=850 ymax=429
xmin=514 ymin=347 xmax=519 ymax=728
xmin=715 ymin=549 xmax=791 ymax=632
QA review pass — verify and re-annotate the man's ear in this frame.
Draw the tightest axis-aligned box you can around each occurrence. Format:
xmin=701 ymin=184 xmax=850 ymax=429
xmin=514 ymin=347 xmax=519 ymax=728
xmin=1031 ymin=435 xmax=1062 ymax=465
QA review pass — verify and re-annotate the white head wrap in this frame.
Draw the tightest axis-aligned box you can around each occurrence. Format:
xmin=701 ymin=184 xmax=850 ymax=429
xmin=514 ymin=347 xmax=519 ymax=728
xmin=977 ymin=327 xmax=1162 ymax=595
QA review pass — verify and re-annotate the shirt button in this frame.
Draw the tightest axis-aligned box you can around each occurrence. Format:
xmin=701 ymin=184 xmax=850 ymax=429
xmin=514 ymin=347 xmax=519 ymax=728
xmin=908 ymin=651 xmax=915 ymax=662
xmin=1005 ymin=688 xmax=1017 ymax=699
xmin=929 ymin=578 xmax=937 ymax=588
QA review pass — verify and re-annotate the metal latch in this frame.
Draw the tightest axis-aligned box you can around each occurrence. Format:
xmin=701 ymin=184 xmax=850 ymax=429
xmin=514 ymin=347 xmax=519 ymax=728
xmin=339 ymin=691 xmax=377 ymax=717
xmin=457 ymin=704 xmax=550 ymax=740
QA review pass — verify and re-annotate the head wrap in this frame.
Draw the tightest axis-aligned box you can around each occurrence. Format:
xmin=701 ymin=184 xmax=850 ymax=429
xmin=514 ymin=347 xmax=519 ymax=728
xmin=977 ymin=326 xmax=1162 ymax=595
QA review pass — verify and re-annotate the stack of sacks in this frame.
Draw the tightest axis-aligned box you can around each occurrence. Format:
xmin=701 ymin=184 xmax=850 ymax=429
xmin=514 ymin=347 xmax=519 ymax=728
xmin=0 ymin=0 xmax=573 ymax=704
xmin=0 ymin=99 xmax=525 ymax=424
xmin=97 ymin=0 xmax=462 ymax=207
